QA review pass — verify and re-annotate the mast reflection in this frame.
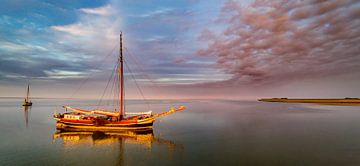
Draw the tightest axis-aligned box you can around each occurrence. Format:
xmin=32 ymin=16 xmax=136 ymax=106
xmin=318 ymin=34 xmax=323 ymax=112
xmin=23 ymin=106 xmax=31 ymax=127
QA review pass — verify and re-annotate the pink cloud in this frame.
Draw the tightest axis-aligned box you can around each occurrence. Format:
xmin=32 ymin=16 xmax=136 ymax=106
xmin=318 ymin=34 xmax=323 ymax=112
xmin=198 ymin=0 xmax=360 ymax=86
xmin=173 ymin=57 xmax=186 ymax=64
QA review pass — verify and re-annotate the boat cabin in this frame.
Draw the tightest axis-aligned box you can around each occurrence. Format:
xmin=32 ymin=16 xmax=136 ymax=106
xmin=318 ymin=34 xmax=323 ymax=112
xmin=64 ymin=114 xmax=82 ymax=120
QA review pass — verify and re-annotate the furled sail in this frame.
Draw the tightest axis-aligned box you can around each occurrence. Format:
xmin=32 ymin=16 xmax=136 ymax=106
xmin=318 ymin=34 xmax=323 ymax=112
xmin=63 ymin=105 xmax=185 ymax=118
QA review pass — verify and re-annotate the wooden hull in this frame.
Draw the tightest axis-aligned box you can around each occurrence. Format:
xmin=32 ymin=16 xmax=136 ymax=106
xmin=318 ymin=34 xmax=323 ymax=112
xmin=55 ymin=117 xmax=155 ymax=132
xmin=22 ymin=102 xmax=32 ymax=106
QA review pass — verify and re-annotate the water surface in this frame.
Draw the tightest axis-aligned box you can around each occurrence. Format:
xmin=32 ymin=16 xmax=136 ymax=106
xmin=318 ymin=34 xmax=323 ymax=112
xmin=1 ymin=99 xmax=360 ymax=165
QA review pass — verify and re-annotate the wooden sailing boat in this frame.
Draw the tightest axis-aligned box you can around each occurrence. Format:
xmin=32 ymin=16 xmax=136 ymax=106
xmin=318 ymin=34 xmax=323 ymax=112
xmin=54 ymin=33 xmax=185 ymax=132
xmin=22 ymin=83 xmax=32 ymax=106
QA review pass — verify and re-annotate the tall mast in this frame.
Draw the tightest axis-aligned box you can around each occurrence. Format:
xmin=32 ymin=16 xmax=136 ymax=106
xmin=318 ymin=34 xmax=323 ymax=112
xmin=119 ymin=32 xmax=124 ymax=120
xmin=26 ymin=83 xmax=30 ymax=102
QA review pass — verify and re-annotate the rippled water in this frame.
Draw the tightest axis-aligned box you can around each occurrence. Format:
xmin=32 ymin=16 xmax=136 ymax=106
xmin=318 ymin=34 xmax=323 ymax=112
xmin=1 ymin=99 xmax=360 ymax=165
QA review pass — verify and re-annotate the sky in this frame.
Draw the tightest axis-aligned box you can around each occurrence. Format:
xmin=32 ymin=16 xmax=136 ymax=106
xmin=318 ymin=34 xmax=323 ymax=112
xmin=0 ymin=0 xmax=359 ymax=100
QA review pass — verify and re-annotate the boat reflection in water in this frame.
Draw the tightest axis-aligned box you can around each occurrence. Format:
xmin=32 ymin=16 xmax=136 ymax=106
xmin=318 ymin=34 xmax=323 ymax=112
xmin=23 ymin=106 xmax=31 ymax=128
xmin=53 ymin=130 xmax=178 ymax=149
xmin=53 ymin=130 xmax=182 ymax=165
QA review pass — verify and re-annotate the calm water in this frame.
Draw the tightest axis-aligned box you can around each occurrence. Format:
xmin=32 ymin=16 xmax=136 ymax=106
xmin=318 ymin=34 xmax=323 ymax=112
xmin=1 ymin=99 xmax=360 ymax=165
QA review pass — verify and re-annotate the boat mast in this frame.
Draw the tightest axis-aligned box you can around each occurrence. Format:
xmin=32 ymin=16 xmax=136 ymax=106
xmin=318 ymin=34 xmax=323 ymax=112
xmin=26 ymin=83 xmax=30 ymax=102
xmin=119 ymin=32 xmax=124 ymax=120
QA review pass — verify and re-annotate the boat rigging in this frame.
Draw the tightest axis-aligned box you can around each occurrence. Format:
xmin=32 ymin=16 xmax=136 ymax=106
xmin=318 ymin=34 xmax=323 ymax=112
xmin=54 ymin=32 xmax=185 ymax=132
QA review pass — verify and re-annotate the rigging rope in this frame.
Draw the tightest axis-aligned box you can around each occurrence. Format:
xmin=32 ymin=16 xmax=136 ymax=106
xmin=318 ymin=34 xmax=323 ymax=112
xmin=68 ymin=44 xmax=118 ymax=100
xmin=64 ymin=39 xmax=179 ymax=111
xmin=124 ymin=48 xmax=159 ymax=87
xmin=97 ymin=62 xmax=118 ymax=109
xmin=106 ymin=65 xmax=117 ymax=109
xmin=112 ymin=72 xmax=119 ymax=110
xmin=124 ymin=60 xmax=151 ymax=110
xmin=124 ymin=47 xmax=178 ymax=107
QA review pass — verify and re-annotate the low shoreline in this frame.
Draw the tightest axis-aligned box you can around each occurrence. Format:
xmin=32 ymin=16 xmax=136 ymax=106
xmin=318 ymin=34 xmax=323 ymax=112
xmin=258 ymin=98 xmax=360 ymax=106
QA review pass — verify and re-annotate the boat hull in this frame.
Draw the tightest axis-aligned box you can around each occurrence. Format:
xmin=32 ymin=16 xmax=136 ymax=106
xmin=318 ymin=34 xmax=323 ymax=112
xmin=55 ymin=117 xmax=155 ymax=132
xmin=22 ymin=102 xmax=32 ymax=106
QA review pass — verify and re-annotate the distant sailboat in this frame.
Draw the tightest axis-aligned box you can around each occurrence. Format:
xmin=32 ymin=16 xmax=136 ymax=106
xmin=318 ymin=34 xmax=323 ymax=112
xmin=22 ymin=84 xmax=32 ymax=106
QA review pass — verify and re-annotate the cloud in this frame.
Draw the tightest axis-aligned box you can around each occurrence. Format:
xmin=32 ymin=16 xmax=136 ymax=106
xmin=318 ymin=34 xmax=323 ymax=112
xmin=0 ymin=0 xmax=233 ymax=98
xmin=137 ymin=8 xmax=174 ymax=18
xmin=0 ymin=41 xmax=33 ymax=52
xmin=45 ymin=2 xmax=226 ymax=89
xmin=51 ymin=23 xmax=95 ymax=36
xmin=198 ymin=0 xmax=360 ymax=86
xmin=0 ymin=51 xmax=84 ymax=81
xmin=79 ymin=4 xmax=113 ymax=16
xmin=44 ymin=69 xmax=87 ymax=79
xmin=173 ymin=57 xmax=186 ymax=64
xmin=50 ymin=4 xmax=121 ymax=55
